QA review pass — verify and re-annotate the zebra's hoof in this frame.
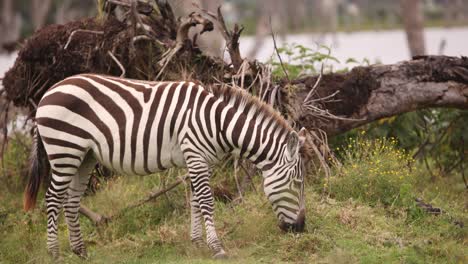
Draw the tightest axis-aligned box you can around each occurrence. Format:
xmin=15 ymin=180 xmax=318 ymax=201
xmin=72 ymin=248 xmax=88 ymax=259
xmin=213 ymin=250 xmax=227 ymax=259
xmin=48 ymin=248 xmax=60 ymax=260
xmin=191 ymin=238 xmax=205 ymax=248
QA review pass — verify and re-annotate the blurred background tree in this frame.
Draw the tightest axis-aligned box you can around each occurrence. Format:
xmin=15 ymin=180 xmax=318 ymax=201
xmin=3 ymin=0 xmax=468 ymax=53
xmin=400 ymin=0 xmax=426 ymax=56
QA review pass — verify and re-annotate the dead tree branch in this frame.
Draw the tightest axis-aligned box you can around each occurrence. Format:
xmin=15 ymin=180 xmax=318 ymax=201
xmin=126 ymin=175 xmax=187 ymax=209
xmin=79 ymin=175 xmax=187 ymax=225
xmin=156 ymin=12 xmax=214 ymax=80
xmin=64 ymin=30 xmax=103 ymax=50
xmin=108 ymin=51 xmax=126 ymax=77
xmin=198 ymin=5 xmax=244 ymax=71
xmin=291 ymin=56 xmax=468 ymax=136
xmin=79 ymin=205 xmax=109 ymax=226
xmin=270 ymin=17 xmax=289 ymax=83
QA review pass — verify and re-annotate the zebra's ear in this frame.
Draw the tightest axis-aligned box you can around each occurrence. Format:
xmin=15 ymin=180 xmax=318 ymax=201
xmin=286 ymin=131 xmax=300 ymax=158
xmin=298 ymin=127 xmax=307 ymax=147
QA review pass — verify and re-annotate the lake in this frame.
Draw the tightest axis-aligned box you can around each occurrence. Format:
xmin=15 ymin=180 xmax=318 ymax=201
xmin=239 ymin=26 xmax=468 ymax=69
xmin=1 ymin=26 xmax=468 ymax=80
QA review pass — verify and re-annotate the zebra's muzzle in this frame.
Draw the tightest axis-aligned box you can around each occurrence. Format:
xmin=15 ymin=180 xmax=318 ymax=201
xmin=278 ymin=209 xmax=305 ymax=233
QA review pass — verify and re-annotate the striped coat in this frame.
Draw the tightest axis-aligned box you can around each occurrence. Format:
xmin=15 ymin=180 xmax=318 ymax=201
xmin=24 ymin=74 xmax=307 ymax=259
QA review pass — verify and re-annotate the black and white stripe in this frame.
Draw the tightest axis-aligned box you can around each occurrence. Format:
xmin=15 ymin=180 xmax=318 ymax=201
xmin=25 ymin=73 xmax=307 ymax=259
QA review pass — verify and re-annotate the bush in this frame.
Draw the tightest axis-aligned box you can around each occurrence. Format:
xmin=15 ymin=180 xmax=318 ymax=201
xmin=0 ymin=133 xmax=31 ymax=193
xmin=328 ymin=135 xmax=416 ymax=207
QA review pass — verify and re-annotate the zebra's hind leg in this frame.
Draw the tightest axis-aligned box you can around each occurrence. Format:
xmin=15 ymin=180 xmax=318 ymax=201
xmin=190 ymin=183 xmax=204 ymax=247
xmin=46 ymin=161 xmax=79 ymax=259
xmin=64 ymin=153 xmax=97 ymax=259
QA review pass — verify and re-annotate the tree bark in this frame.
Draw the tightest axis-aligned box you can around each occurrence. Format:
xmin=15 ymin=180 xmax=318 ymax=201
xmin=290 ymin=56 xmax=468 ymax=136
xmin=400 ymin=0 xmax=426 ymax=57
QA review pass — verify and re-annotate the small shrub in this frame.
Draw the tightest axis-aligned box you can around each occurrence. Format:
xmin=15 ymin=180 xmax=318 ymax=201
xmin=328 ymin=135 xmax=416 ymax=207
xmin=0 ymin=133 xmax=31 ymax=193
xmin=269 ymin=43 xmax=339 ymax=79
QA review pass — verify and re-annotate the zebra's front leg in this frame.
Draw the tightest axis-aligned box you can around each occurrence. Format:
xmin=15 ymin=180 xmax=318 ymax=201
xmin=190 ymin=183 xmax=204 ymax=247
xmin=188 ymin=167 xmax=227 ymax=259
xmin=64 ymin=155 xmax=96 ymax=258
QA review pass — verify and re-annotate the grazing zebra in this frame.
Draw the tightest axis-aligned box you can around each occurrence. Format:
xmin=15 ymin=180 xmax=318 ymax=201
xmin=23 ymin=74 xmax=307 ymax=259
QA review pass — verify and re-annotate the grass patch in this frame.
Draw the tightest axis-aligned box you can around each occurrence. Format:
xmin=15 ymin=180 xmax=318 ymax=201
xmin=0 ymin=138 xmax=466 ymax=263
xmin=330 ymin=136 xmax=416 ymax=208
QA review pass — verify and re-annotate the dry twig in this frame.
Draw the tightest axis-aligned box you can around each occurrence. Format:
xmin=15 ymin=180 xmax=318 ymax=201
xmin=64 ymin=29 xmax=104 ymax=50
xmin=155 ymin=12 xmax=213 ymax=80
xmin=108 ymin=51 xmax=126 ymax=77
xmin=305 ymin=128 xmax=340 ymax=199
xmin=270 ymin=17 xmax=290 ymax=83
xmin=303 ymin=63 xmax=324 ymax=103
xmin=196 ymin=5 xmax=244 ymax=71
xmin=79 ymin=205 xmax=109 ymax=226
xmin=239 ymin=162 xmax=258 ymax=194
xmin=79 ymin=174 xmax=188 ymax=225
xmin=233 ymin=159 xmax=243 ymax=202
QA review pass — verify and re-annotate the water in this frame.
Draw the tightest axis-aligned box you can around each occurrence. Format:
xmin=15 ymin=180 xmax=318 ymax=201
xmin=1 ymin=26 xmax=467 ymax=79
xmin=239 ymin=26 xmax=468 ymax=69
xmin=0 ymin=52 xmax=16 ymax=80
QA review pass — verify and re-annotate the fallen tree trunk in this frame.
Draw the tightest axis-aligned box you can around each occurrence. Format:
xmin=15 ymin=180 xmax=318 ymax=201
xmin=288 ymin=56 xmax=468 ymax=136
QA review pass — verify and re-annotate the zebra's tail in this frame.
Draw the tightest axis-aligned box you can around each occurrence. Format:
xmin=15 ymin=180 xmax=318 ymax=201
xmin=24 ymin=125 xmax=49 ymax=211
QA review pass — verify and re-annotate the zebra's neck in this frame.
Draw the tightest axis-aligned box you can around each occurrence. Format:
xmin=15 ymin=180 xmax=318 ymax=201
xmin=210 ymin=86 xmax=292 ymax=169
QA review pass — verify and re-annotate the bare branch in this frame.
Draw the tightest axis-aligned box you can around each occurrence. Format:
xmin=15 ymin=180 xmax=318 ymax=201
xmin=28 ymin=98 xmax=37 ymax=110
xmin=133 ymin=35 xmax=155 ymax=43
xmin=127 ymin=174 xmax=187 ymax=209
xmin=155 ymin=12 xmax=213 ymax=80
xmin=303 ymin=63 xmax=324 ymax=103
xmin=107 ymin=51 xmax=126 ymax=77
xmin=270 ymin=16 xmax=289 ymax=83
xmin=197 ymin=5 xmax=244 ymax=71
xmin=79 ymin=205 xmax=109 ymax=226
xmin=106 ymin=0 xmax=153 ymax=12
xmin=233 ymin=159 xmax=243 ymax=202
xmin=238 ymin=162 xmax=258 ymax=194
xmin=80 ymin=174 xmax=188 ymax=224
xmin=64 ymin=30 xmax=103 ymax=50
xmin=106 ymin=0 xmax=132 ymax=7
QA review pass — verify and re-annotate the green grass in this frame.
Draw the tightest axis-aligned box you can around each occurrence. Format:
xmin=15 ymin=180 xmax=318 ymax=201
xmin=329 ymin=136 xmax=416 ymax=208
xmin=0 ymin=138 xmax=467 ymax=263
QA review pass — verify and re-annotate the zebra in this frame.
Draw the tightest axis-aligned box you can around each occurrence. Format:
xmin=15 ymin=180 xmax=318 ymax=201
xmin=23 ymin=73 xmax=308 ymax=259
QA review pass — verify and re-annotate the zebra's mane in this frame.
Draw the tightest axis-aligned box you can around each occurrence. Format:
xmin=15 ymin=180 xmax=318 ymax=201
xmin=208 ymin=85 xmax=293 ymax=133
xmin=208 ymin=85 xmax=314 ymax=163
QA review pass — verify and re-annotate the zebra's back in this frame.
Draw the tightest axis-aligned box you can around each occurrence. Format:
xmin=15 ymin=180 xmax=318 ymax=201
xmin=36 ymin=74 xmax=206 ymax=175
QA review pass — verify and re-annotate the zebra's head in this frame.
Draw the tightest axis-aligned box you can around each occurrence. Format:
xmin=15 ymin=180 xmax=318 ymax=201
xmin=262 ymin=127 xmax=307 ymax=233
